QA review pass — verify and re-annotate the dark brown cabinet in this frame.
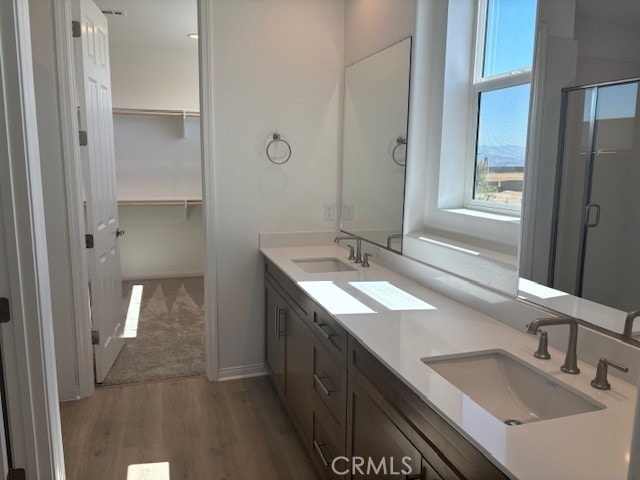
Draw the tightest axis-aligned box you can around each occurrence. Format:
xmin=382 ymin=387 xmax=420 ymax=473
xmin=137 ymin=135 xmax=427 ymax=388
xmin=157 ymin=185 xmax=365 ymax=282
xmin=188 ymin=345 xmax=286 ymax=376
xmin=312 ymin=407 xmax=347 ymax=480
xmin=265 ymin=278 xmax=285 ymax=398
xmin=313 ymin=337 xmax=348 ymax=442
xmin=284 ymin=303 xmax=314 ymax=443
xmin=347 ymin=376 xmax=422 ymax=479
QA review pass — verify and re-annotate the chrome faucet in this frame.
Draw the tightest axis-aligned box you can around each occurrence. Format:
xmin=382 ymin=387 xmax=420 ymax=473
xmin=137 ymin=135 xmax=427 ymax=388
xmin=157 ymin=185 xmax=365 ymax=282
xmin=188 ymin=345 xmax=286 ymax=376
xmin=623 ymin=309 xmax=640 ymax=338
xmin=386 ymin=234 xmax=403 ymax=249
xmin=526 ymin=317 xmax=580 ymax=374
xmin=335 ymin=236 xmax=362 ymax=263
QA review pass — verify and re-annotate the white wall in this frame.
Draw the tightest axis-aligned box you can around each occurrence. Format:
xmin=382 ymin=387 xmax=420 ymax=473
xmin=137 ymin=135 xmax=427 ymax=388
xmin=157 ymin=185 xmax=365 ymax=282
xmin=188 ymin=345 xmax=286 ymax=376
xmin=29 ymin=0 xmax=79 ymax=401
xmin=344 ymin=0 xmax=416 ymax=65
xmin=110 ymin=43 xmax=199 ymax=111
xmin=114 ymin=115 xmax=202 ymax=200
xmin=574 ymin=15 xmax=640 ymax=85
xmin=119 ymin=206 xmax=204 ymax=280
xmin=519 ymin=0 xmax=578 ymax=283
xmin=212 ymin=0 xmax=343 ymax=374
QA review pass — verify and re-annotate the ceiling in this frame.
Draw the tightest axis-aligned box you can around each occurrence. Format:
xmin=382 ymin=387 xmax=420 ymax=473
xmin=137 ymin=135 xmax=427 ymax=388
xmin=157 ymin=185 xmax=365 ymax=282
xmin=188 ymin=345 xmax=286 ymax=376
xmin=576 ymin=0 xmax=640 ymax=29
xmin=94 ymin=0 xmax=198 ymax=49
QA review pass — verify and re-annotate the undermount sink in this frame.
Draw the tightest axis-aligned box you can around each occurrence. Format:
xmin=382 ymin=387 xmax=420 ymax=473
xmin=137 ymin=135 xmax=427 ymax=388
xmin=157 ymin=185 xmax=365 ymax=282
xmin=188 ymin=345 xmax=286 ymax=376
xmin=293 ymin=257 xmax=357 ymax=274
xmin=422 ymin=349 xmax=604 ymax=425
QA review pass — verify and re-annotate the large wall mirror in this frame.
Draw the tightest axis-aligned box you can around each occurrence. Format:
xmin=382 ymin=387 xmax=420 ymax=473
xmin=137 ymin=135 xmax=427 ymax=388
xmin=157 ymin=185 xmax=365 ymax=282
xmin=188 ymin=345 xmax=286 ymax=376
xmin=519 ymin=0 xmax=640 ymax=344
xmin=340 ymin=38 xmax=412 ymax=253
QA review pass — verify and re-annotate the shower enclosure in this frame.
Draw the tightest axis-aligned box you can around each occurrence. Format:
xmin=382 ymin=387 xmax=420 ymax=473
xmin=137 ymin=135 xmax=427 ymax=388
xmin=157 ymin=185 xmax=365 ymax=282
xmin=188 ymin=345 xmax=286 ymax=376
xmin=551 ymin=78 xmax=640 ymax=312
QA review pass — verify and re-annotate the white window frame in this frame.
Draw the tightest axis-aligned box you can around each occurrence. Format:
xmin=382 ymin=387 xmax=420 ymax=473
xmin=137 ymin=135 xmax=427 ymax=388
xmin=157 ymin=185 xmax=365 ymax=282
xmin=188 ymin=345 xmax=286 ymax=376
xmin=463 ymin=0 xmax=533 ymax=215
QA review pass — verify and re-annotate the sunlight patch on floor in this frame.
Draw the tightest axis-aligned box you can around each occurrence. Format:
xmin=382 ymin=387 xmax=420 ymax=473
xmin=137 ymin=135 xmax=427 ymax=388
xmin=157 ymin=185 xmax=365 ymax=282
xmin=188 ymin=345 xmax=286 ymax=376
xmin=127 ymin=462 xmax=170 ymax=480
xmin=122 ymin=285 xmax=144 ymax=338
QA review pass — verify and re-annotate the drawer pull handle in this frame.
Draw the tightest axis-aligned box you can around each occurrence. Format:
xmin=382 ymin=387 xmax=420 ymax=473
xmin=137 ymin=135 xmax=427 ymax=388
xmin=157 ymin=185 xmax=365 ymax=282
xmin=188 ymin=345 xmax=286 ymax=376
xmin=275 ymin=307 xmax=286 ymax=340
xmin=314 ymin=321 xmax=335 ymax=341
xmin=313 ymin=374 xmax=335 ymax=396
xmin=313 ymin=440 xmax=330 ymax=467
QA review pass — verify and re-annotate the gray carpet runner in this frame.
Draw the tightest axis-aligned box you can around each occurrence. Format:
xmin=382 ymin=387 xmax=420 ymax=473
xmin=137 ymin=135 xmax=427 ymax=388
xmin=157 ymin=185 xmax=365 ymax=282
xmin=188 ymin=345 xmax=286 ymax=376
xmin=102 ymin=276 xmax=205 ymax=386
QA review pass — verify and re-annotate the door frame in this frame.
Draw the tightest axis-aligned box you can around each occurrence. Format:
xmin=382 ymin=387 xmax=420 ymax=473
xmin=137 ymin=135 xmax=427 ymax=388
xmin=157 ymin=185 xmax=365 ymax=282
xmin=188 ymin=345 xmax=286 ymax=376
xmin=51 ymin=0 xmax=220 ymax=394
xmin=0 ymin=0 xmax=66 ymax=476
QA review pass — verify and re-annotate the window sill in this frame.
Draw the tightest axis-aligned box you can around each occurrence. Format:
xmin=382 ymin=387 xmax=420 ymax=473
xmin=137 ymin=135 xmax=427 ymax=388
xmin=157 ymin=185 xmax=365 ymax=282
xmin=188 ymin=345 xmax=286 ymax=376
xmin=407 ymin=230 xmax=518 ymax=267
xmin=402 ymin=230 xmax=520 ymax=296
xmin=442 ymin=207 xmax=521 ymax=224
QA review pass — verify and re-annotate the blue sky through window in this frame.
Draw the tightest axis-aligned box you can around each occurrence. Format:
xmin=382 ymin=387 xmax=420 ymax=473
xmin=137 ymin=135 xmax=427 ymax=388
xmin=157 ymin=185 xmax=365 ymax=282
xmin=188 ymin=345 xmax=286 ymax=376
xmin=477 ymin=84 xmax=531 ymax=167
xmin=478 ymin=0 xmax=536 ymax=169
xmin=483 ymin=0 xmax=537 ymax=77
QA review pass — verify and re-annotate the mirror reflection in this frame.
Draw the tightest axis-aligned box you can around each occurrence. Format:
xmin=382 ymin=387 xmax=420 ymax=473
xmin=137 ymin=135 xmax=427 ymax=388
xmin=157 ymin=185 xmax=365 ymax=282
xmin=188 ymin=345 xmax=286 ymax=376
xmin=519 ymin=0 xmax=640 ymax=342
xmin=340 ymin=38 xmax=412 ymax=253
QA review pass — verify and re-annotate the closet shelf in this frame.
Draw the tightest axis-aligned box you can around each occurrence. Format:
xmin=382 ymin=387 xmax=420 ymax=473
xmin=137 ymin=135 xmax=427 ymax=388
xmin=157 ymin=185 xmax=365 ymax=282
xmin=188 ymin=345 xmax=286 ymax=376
xmin=117 ymin=199 xmax=202 ymax=220
xmin=117 ymin=199 xmax=203 ymax=207
xmin=112 ymin=108 xmax=200 ymax=117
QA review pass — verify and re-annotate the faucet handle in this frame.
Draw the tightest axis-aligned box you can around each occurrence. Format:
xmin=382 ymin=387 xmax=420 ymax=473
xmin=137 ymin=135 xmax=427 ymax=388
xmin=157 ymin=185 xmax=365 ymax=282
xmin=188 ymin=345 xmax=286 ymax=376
xmin=533 ymin=330 xmax=551 ymax=360
xmin=362 ymin=253 xmax=373 ymax=267
xmin=591 ymin=358 xmax=629 ymax=390
xmin=347 ymin=245 xmax=355 ymax=261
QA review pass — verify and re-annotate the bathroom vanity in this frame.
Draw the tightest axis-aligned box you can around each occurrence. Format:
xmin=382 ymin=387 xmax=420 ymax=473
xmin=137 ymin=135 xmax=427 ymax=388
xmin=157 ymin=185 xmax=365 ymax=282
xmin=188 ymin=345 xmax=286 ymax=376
xmin=262 ymin=244 xmax=636 ymax=480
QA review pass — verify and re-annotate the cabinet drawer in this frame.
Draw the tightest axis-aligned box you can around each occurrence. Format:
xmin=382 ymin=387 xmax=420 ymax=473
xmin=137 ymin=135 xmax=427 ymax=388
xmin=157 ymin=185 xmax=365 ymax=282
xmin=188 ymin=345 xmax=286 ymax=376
xmin=312 ymin=302 xmax=348 ymax=366
xmin=313 ymin=338 xmax=347 ymax=441
xmin=312 ymin=406 xmax=346 ymax=480
xmin=265 ymin=259 xmax=310 ymax=319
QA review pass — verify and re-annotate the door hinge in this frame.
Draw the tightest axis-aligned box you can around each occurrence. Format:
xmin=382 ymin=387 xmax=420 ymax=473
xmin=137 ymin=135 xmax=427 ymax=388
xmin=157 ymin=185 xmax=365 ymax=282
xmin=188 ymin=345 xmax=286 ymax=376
xmin=0 ymin=298 xmax=10 ymax=324
xmin=79 ymin=130 xmax=88 ymax=146
xmin=72 ymin=20 xmax=81 ymax=38
xmin=91 ymin=329 xmax=100 ymax=346
xmin=85 ymin=234 xmax=94 ymax=249
xmin=7 ymin=468 xmax=26 ymax=480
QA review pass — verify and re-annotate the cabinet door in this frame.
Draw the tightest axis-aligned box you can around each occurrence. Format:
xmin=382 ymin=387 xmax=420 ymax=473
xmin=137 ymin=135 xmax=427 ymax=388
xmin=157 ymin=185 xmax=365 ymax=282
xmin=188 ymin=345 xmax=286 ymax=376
xmin=347 ymin=377 xmax=422 ymax=479
xmin=284 ymin=305 xmax=314 ymax=444
xmin=265 ymin=279 xmax=285 ymax=397
xmin=423 ymin=460 xmax=444 ymax=480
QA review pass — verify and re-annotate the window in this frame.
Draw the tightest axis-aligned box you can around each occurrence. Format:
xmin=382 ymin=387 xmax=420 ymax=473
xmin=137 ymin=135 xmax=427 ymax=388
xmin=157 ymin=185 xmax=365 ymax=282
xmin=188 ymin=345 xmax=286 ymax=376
xmin=467 ymin=0 xmax=537 ymax=212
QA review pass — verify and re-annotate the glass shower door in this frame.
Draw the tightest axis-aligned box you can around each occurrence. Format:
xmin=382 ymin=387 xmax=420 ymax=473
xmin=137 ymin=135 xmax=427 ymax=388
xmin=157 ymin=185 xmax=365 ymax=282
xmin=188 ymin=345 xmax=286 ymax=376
xmin=581 ymin=80 xmax=640 ymax=310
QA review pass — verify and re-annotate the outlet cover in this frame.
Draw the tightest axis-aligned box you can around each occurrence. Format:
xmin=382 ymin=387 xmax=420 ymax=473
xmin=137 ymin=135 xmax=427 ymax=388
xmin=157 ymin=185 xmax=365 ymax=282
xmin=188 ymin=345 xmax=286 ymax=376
xmin=343 ymin=202 xmax=354 ymax=221
xmin=323 ymin=203 xmax=336 ymax=221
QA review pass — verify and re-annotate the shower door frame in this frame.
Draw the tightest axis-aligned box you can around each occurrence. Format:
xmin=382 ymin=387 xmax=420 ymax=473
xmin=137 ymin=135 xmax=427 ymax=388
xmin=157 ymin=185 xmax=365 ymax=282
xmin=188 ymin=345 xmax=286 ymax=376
xmin=549 ymin=76 xmax=640 ymax=295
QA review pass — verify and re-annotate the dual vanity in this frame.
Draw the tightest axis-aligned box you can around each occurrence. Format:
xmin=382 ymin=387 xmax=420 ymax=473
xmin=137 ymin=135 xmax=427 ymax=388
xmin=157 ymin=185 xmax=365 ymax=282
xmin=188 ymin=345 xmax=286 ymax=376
xmin=261 ymin=243 xmax=636 ymax=480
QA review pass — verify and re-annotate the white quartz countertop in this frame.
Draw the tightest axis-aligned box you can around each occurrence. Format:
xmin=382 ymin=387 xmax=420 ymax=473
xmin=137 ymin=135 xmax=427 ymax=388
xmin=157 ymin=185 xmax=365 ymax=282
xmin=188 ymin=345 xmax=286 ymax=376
xmin=261 ymin=244 xmax=637 ymax=480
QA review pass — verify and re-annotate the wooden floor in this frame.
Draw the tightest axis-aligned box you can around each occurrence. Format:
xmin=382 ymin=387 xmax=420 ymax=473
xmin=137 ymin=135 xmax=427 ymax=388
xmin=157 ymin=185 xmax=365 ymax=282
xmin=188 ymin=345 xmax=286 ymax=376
xmin=60 ymin=375 xmax=319 ymax=480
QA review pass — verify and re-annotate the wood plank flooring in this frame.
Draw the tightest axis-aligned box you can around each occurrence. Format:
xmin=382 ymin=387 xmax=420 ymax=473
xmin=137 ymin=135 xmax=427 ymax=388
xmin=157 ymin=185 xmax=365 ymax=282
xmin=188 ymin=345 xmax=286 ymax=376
xmin=60 ymin=375 xmax=319 ymax=480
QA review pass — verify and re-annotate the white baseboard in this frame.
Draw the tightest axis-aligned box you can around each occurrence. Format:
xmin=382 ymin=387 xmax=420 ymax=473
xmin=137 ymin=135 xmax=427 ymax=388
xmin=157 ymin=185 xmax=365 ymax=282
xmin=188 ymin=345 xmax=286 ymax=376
xmin=122 ymin=269 xmax=204 ymax=281
xmin=218 ymin=363 xmax=268 ymax=381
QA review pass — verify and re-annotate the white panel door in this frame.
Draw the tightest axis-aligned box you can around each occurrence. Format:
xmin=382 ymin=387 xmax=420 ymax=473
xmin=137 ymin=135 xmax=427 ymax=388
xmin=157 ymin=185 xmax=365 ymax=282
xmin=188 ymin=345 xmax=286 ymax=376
xmin=74 ymin=0 xmax=124 ymax=383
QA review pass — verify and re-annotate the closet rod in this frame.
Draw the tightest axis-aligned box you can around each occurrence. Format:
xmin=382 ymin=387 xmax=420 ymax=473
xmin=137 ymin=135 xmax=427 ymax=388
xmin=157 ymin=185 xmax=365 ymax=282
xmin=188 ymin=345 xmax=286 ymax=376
xmin=117 ymin=200 xmax=203 ymax=207
xmin=112 ymin=108 xmax=200 ymax=118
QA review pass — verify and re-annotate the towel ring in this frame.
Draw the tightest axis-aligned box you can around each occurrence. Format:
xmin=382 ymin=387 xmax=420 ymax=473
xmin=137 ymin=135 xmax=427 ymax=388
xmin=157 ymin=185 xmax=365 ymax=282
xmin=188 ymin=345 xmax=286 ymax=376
xmin=266 ymin=133 xmax=292 ymax=165
xmin=392 ymin=137 xmax=407 ymax=166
